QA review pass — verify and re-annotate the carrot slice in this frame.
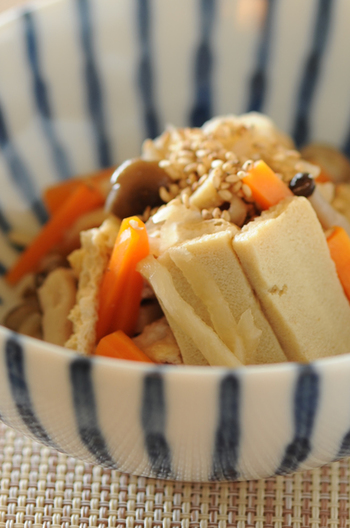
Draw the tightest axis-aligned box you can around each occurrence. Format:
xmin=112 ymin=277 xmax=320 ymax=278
xmin=43 ymin=166 xmax=115 ymax=215
xmin=95 ymin=330 xmax=154 ymax=362
xmin=242 ymin=160 xmax=293 ymax=210
xmin=6 ymin=184 xmax=105 ymax=285
xmin=315 ymin=169 xmax=332 ymax=183
xmin=96 ymin=216 xmax=149 ymax=341
xmin=326 ymin=226 xmax=350 ymax=301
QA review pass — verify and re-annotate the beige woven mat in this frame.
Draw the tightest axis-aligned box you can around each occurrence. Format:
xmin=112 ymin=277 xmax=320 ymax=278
xmin=0 ymin=423 xmax=349 ymax=528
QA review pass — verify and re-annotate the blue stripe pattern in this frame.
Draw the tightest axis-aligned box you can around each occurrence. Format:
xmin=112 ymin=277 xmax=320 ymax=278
xmin=5 ymin=335 xmax=59 ymax=449
xmin=136 ymin=0 xmax=159 ymax=139
xmin=23 ymin=11 xmax=72 ymax=181
xmin=141 ymin=371 xmax=172 ymax=478
xmin=76 ymin=0 xmax=112 ymax=167
xmin=245 ymin=0 xmax=276 ymax=113
xmin=336 ymin=430 xmax=350 ymax=460
xmin=0 ymin=104 xmax=48 ymax=224
xmin=292 ymin=0 xmax=333 ymax=147
xmin=189 ymin=0 xmax=216 ymax=128
xmin=70 ymin=356 xmax=117 ymax=467
xmin=211 ymin=374 xmax=240 ymax=481
xmin=276 ymin=365 xmax=319 ymax=475
xmin=0 ymin=209 xmax=11 ymax=233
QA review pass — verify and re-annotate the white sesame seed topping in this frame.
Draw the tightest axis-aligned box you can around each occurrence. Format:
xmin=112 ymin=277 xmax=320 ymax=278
xmin=211 ymin=159 xmax=224 ymax=169
xmin=212 ymin=207 xmax=221 ymax=219
xmin=225 ymin=174 xmax=239 ymax=183
xmin=242 ymin=160 xmax=253 ymax=171
xmin=201 ymin=209 xmax=212 ymax=220
xmin=237 ymin=171 xmax=246 ymax=180
xmin=159 ymin=186 xmax=172 ymax=203
xmin=218 ymin=189 xmax=233 ymax=201
xmin=221 ymin=210 xmax=231 ymax=222
xmin=242 ymin=183 xmax=252 ymax=198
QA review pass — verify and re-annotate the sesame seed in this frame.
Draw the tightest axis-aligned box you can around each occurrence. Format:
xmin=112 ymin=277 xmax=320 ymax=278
xmin=212 ymin=207 xmax=221 ymax=219
xmin=242 ymin=160 xmax=253 ymax=171
xmin=163 ymin=164 xmax=182 ymax=180
xmin=232 ymin=181 xmax=242 ymax=193
xmin=201 ymin=209 xmax=212 ymax=220
xmin=170 ymin=183 xmax=179 ymax=195
xmin=198 ymin=173 xmax=208 ymax=185
xmin=159 ymin=186 xmax=172 ymax=203
xmin=197 ymin=163 xmax=207 ymax=177
xmin=181 ymin=193 xmax=190 ymax=207
xmin=211 ymin=165 xmax=223 ymax=179
xmin=225 ymin=151 xmax=238 ymax=162
xmin=187 ymin=173 xmax=197 ymax=185
xmin=211 ymin=159 xmax=224 ymax=169
xmin=177 ymin=157 xmax=194 ymax=166
xmin=242 ymin=183 xmax=252 ymax=198
xmin=237 ymin=171 xmax=246 ymax=180
xmin=212 ymin=173 xmax=222 ymax=189
xmin=222 ymin=161 xmax=235 ymax=173
xmin=196 ymin=149 xmax=209 ymax=158
xmin=218 ymin=189 xmax=233 ymax=201
xmin=159 ymin=160 xmax=171 ymax=168
xmin=221 ymin=210 xmax=231 ymax=222
xmin=225 ymin=174 xmax=239 ymax=183
xmin=178 ymin=149 xmax=194 ymax=158
xmin=142 ymin=205 xmax=151 ymax=222
xmin=150 ymin=206 xmax=159 ymax=216
xmin=184 ymin=162 xmax=198 ymax=174
xmin=220 ymin=182 xmax=230 ymax=190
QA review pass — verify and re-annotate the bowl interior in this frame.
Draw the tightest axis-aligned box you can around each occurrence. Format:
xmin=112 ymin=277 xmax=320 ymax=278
xmin=1 ymin=0 xmax=350 ymax=327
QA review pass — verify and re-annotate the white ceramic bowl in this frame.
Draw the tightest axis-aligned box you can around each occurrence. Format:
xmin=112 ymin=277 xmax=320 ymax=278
xmin=0 ymin=0 xmax=350 ymax=481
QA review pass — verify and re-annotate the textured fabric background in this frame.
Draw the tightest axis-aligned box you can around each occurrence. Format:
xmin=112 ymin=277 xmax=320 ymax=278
xmin=0 ymin=422 xmax=349 ymax=528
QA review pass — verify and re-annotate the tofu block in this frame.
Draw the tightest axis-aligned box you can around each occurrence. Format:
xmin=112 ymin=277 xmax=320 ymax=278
xmin=166 ymin=231 xmax=286 ymax=365
xmin=233 ymin=197 xmax=350 ymax=362
xmin=139 ymin=255 xmax=242 ymax=368
xmin=157 ymin=252 xmax=210 ymax=365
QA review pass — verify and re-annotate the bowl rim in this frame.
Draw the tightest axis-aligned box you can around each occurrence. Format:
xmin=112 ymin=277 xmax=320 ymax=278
xmin=2 ymin=323 xmax=350 ymax=378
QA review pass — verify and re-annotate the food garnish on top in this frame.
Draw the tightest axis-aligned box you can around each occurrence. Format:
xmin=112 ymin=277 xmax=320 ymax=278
xmin=3 ymin=113 xmax=350 ymax=366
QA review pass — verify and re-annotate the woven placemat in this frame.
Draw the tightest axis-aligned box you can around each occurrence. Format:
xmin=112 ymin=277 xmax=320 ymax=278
xmin=0 ymin=423 xmax=349 ymax=528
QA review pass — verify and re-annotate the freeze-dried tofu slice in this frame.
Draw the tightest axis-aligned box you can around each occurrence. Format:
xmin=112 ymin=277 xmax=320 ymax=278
xmin=233 ymin=196 xmax=350 ymax=362
xmin=167 ymin=231 xmax=286 ymax=365
xmin=139 ymin=255 xmax=242 ymax=368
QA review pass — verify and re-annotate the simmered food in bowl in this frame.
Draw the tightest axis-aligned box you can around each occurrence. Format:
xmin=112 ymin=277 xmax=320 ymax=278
xmin=3 ymin=113 xmax=350 ymax=367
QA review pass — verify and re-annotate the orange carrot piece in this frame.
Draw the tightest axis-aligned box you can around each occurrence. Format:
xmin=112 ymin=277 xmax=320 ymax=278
xmin=242 ymin=160 xmax=293 ymax=210
xmin=95 ymin=330 xmax=154 ymax=363
xmin=326 ymin=226 xmax=350 ymax=301
xmin=43 ymin=166 xmax=115 ymax=215
xmin=315 ymin=169 xmax=332 ymax=183
xmin=96 ymin=216 xmax=149 ymax=341
xmin=6 ymin=184 xmax=105 ymax=285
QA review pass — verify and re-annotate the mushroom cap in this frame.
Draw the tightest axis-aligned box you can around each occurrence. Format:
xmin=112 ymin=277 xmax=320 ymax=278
xmin=105 ymin=159 xmax=172 ymax=219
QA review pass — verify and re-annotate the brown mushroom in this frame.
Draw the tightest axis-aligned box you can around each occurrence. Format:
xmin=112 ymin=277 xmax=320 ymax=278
xmin=105 ymin=159 xmax=172 ymax=218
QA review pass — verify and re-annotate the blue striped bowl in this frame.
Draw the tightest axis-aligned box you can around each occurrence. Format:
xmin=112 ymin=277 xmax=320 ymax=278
xmin=0 ymin=0 xmax=350 ymax=481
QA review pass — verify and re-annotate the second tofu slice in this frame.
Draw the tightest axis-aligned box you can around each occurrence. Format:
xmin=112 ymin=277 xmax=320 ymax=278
xmin=233 ymin=196 xmax=350 ymax=362
xmin=161 ymin=230 xmax=286 ymax=365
